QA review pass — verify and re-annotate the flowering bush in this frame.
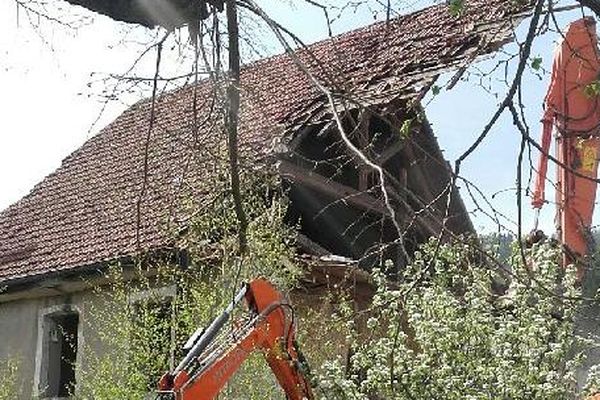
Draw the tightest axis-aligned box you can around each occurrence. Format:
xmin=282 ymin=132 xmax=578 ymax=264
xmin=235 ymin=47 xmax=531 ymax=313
xmin=315 ymin=239 xmax=593 ymax=400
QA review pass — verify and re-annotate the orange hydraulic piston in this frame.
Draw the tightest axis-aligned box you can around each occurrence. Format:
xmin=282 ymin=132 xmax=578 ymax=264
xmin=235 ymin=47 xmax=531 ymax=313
xmin=532 ymin=17 xmax=600 ymax=261
xmin=158 ymin=279 xmax=314 ymax=400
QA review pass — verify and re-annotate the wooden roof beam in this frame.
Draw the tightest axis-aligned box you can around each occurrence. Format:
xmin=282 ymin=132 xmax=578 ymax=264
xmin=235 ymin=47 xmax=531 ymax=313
xmin=277 ymin=160 xmax=390 ymax=217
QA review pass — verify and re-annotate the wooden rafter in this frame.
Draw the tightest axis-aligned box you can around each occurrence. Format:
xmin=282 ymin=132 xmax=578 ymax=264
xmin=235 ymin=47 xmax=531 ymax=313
xmin=295 ymin=233 xmax=331 ymax=256
xmin=374 ymin=139 xmax=406 ymax=165
xmin=357 ymin=111 xmax=372 ymax=191
xmin=277 ymin=160 xmax=389 ymax=216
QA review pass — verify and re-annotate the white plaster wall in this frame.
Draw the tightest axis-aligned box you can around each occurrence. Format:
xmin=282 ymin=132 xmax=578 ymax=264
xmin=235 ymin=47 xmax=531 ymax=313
xmin=0 ymin=291 xmax=101 ymax=400
xmin=0 ymin=296 xmax=39 ymax=399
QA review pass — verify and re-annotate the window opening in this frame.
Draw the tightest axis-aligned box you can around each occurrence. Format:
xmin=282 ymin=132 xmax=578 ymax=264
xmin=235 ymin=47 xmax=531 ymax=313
xmin=130 ymin=290 xmax=176 ymax=392
xmin=40 ymin=311 xmax=79 ymax=398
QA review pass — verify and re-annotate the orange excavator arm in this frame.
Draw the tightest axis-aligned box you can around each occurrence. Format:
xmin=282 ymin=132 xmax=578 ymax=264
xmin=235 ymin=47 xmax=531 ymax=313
xmin=531 ymin=119 xmax=553 ymax=210
xmin=531 ymin=16 xmax=600 ymax=263
xmin=531 ymin=38 xmax=562 ymax=211
xmin=156 ymin=279 xmax=314 ymax=400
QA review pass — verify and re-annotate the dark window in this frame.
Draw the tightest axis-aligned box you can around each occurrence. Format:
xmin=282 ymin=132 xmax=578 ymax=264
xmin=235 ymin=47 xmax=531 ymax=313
xmin=41 ymin=311 xmax=79 ymax=398
xmin=131 ymin=296 xmax=174 ymax=391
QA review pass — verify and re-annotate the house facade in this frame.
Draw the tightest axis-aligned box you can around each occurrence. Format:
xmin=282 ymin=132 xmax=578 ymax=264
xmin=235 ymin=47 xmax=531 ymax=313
xmin=0 ymin=1 xmax=527 ymax=397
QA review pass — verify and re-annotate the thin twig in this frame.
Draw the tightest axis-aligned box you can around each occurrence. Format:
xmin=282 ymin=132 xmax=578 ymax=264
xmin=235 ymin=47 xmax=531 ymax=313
xmin=136 ymin=40 xmax=164 ymax=250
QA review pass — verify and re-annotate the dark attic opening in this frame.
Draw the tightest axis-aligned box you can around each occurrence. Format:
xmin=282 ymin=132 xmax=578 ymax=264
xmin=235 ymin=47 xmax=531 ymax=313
xmin=280 ymin=104 xmax=474 ymax=270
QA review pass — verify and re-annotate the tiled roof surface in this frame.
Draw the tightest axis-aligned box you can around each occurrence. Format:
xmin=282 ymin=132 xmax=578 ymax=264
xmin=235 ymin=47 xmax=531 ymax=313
xmin=0 ymin=0 xmax=528 ymax=285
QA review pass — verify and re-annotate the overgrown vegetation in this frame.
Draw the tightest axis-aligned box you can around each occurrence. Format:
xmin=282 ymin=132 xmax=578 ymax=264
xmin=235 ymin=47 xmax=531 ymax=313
xmin=1 ymin=173 xmax=599 ymax=399
xmin=66 ymin=171 xmax=600 ymax=399
xmin=74 ymin=172 xmax=304 ymax=399
xmin=1 ymin=177 xmax=598 ymax=400
xmin=0 ymin=358 xmax=21 ymax=399
xmin=317 ymin=240 xmax=592 ymax=399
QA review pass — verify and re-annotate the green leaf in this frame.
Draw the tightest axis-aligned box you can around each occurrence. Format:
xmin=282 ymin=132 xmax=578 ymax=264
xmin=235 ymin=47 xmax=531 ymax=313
xmin=400 ymin=119 xmax=413 ymax=139
xmin=585 ymin=80 xmax=600 ymax=98
xmin=531 ymin=56 xmax=542 ymax=71
xmin=431 ymin=85 xmax=441 ymax=96
xmin=448 ymin=0 xmax=465 ymax=17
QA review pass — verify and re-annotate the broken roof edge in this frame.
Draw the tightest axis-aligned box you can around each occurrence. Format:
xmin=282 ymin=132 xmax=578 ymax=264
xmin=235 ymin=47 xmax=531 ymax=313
xmin=64 ymin=0 xmax=534 ymax=125
xmin=0 ymin=245 xmax=183 ymax=295
xmin=0 ymin=243 xmax=364 ymax=302
xmin=0 ymin=0 xmax=532 ymax=286
xmin=64 ymin=0 xmax=225 ymax=29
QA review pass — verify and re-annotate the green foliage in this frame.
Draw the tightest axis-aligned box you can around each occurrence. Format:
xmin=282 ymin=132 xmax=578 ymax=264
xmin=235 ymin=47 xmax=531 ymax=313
xmin=71 ymin=171 xmax=301 ymax=399
xmin=65 ymin=165 xmax=600 ymax=399
xmin=0 ymin=358 xmax=21 ymax=400
xmin=399 ymin=119 xmax=413 ymax=139
xmin=585 ymin=80 xmax=600 ymax=98
xmin=315 ymin=239 xmax=592 ymax=399
xmin=531 ymin=56 xmax=543 ymax=71
xmin=448 ymin=0 xmax=465 ymax=17
xmin=480 ymin=232 xmax=514 ymax=265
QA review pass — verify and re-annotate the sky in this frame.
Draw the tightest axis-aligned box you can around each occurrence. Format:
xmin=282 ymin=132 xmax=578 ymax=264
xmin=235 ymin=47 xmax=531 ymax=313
xmin=0 ymin=0 xmax=593 ymax=236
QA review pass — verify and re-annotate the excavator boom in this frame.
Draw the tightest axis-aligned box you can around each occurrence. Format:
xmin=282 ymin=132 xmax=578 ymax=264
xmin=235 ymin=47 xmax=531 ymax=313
xmin=532 ymin=16 xmax=600 ymax=269
xmin=157 ymin=279 xmax=313 ymax=400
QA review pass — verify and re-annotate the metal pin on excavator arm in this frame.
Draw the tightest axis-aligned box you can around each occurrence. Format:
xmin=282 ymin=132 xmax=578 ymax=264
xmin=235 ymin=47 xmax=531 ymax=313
xmin=156 ymin=278 xmax=314 ymax=400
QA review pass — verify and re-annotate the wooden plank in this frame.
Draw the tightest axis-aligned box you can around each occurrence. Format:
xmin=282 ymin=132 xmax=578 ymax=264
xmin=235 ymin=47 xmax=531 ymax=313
xmin=277 ymin=160 xmax=390 ymax=216
xmin=296 ymin=233 xmax=331 ymax=256
xmin=357 ymin=114 xmax=372 ymax=191
xmin=375 ymin=139 xmax=406 ymax=165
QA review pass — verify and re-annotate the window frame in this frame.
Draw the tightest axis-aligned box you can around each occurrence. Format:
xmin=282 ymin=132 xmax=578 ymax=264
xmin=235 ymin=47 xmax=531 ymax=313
xmin=33 ymin=304 xmax=81 ymax=400
xmin=128 ymin=285 xmax=178 ymax=391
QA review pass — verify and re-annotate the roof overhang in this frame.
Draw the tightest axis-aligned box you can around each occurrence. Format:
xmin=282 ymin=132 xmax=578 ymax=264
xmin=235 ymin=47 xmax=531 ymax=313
xmin=64 ymin=0 xmax=224 ymax=28
xmin=0 ymin=0 xmax=534 ymax=293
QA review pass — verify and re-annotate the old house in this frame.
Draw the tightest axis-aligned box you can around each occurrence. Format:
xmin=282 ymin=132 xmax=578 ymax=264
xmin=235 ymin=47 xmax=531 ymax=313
xmin=0 ymin=1 xmax=528 ymax=397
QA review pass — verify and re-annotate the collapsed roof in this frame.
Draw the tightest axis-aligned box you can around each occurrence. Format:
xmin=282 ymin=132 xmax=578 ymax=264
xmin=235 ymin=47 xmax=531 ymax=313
xmin=0 ymin=0 xmax=531 ymax=288
xmin=65 ymin=0 xmax=224 ymax=28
